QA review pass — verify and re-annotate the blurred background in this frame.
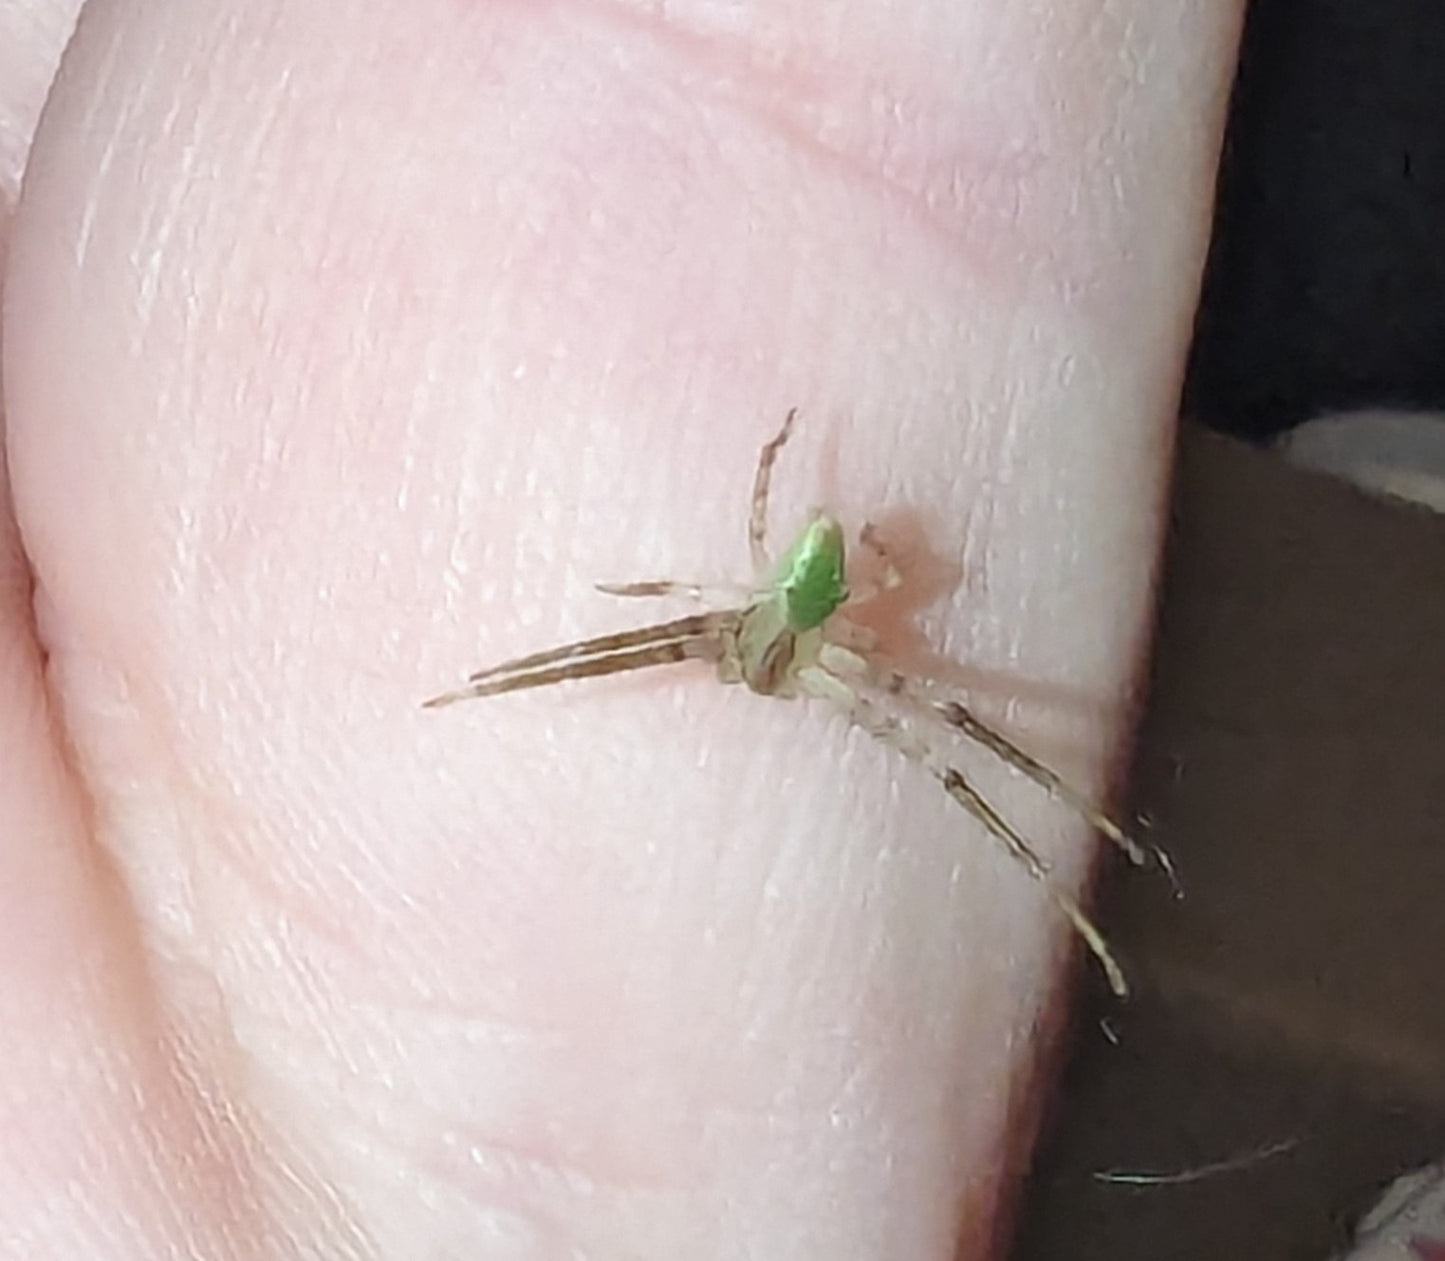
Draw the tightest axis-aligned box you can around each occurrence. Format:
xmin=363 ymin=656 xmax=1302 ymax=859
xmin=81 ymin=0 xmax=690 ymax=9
xmin=1017 ymin=3 xmax=1445 ymax=1258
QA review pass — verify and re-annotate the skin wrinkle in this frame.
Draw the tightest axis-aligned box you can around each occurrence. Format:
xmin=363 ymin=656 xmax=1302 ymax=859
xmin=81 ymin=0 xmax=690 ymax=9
xmin=585 ymin=0 xmax=1171 ymax=312
xmin=0 ymin=0 xmax=83 ymax=212
xmin=85 ymin=836 xmax=296 ymax=1259
xmin=588 ymin=0 xmax=1052 ymax=266
xmin=305 ymin=1013 xmax=697 ymax=1247
xmin=66 ymin=14 xmax=134 ymax=276
xmin=31 ymin=655 xmax=383 ymax=1255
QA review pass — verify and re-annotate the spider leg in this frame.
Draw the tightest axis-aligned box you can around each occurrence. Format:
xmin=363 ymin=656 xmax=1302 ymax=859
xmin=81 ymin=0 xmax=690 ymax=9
xmin=924 ymin=689 xmax=1176 ymax=893
xmin=833 ymin=648 xmax=1170 ymax=883
xmin=423 ymin=635 xmax=718 ymax=706
xmin=749 ymin=408 xmax=798 ymax=573
xmin=850 ymin=521 xmax=905 ymax=601
xmin=799 ymin=662 xmax=1129 ymax=996
xmin=918 ymin=686 xmax=1145 ymax=862
xmin=424 ymin=611 xmax=736 ymax=705
xmin=596 ymin=579 xmax=750 ymax=603
xmin=932 ymin=698 xmax=1159 ymax=868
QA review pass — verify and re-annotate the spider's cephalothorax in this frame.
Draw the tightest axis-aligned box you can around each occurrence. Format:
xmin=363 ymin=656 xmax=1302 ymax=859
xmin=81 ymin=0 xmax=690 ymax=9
xmin=725 ymin=513 xmax=846 ymax=698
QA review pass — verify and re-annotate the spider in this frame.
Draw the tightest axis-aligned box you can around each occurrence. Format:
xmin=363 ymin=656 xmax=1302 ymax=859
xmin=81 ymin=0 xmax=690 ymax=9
xmin=426 ymin=410 xmax=1161 ymax=996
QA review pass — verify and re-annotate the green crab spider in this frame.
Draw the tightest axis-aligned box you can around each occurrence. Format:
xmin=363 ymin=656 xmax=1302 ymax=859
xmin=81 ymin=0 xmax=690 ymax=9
xmin=425 ymin=409 xmax=1156 ymax=996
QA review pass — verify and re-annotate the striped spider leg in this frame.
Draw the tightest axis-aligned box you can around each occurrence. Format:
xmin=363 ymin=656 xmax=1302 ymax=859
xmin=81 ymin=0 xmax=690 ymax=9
xmin=425 ymin=409 xmax=1146 ymax=995
xmin=419 ymin=406 xmax=808 ymax=708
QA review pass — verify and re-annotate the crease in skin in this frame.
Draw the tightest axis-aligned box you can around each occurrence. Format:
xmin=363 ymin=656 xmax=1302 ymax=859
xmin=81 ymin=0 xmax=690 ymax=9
xmin=0 ymin=0 xmax=83 ymax=211
xmin=234 ymin=968 xmax=702 ymax=1246
xmin=67 ymin=674 xmax=687 ymax=1244
xmin=65 ymin=14 xmax=132 ymax=274
xmin=546 ymin=0 xmax=1054 ymax=267
xmin=261 ymin=982 xmax=700 ymax=1253
xmin=10 ymin=582 xmax=374 ymax=1254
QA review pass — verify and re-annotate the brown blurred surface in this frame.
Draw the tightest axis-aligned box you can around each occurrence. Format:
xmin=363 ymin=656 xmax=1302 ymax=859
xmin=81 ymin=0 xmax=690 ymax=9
xmin=1014 ymin=425 xmax=1445 ymax=1260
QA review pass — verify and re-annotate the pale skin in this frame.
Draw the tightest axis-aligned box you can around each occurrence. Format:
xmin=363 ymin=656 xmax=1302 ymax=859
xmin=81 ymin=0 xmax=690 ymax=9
xmin=0 ymin=2 xmax=1241 ymax=1259
xmin=425 ymin=407 xmax=1163 ymax=998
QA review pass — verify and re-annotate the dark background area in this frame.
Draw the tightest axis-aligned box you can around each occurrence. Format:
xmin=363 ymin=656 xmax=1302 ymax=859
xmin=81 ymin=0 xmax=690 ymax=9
xmin=1016 ymin=427 xmax=1445 ymax=1261
xmin=1184 ymin=0 xmax=1445 ymax=440
xmin=1015 ymin=3 xmax=1445 ymax=1257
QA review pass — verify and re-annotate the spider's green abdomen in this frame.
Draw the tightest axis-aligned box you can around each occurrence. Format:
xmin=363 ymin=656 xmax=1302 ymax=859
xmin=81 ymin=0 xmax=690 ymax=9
xmin=776 ymin=515 xmax=847 ymax=631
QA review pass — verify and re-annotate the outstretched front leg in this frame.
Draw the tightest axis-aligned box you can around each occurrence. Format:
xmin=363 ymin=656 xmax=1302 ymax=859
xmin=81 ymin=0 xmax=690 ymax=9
xmin=422 ymin=611 xmax=736 ymax=706
xmin=798 ymin=654 xmax=1130 ymax=997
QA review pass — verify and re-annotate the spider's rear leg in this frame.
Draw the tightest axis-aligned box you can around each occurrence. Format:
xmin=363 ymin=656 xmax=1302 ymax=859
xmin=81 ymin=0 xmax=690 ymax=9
xmin=800 ymin=659 xmax=1129 ymax=996
xmin=749 ymin=408 xmax=798 ymax=574
xmin=884 ymin=672 xmax=1176 ymax=890
xmin=933 ymin=698 xmax=1169 ymax=877
xmin=830 ymin=635 xmax=1161 ymax=877
xmin=923 ymin=689 xmax=1146 ymax=865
